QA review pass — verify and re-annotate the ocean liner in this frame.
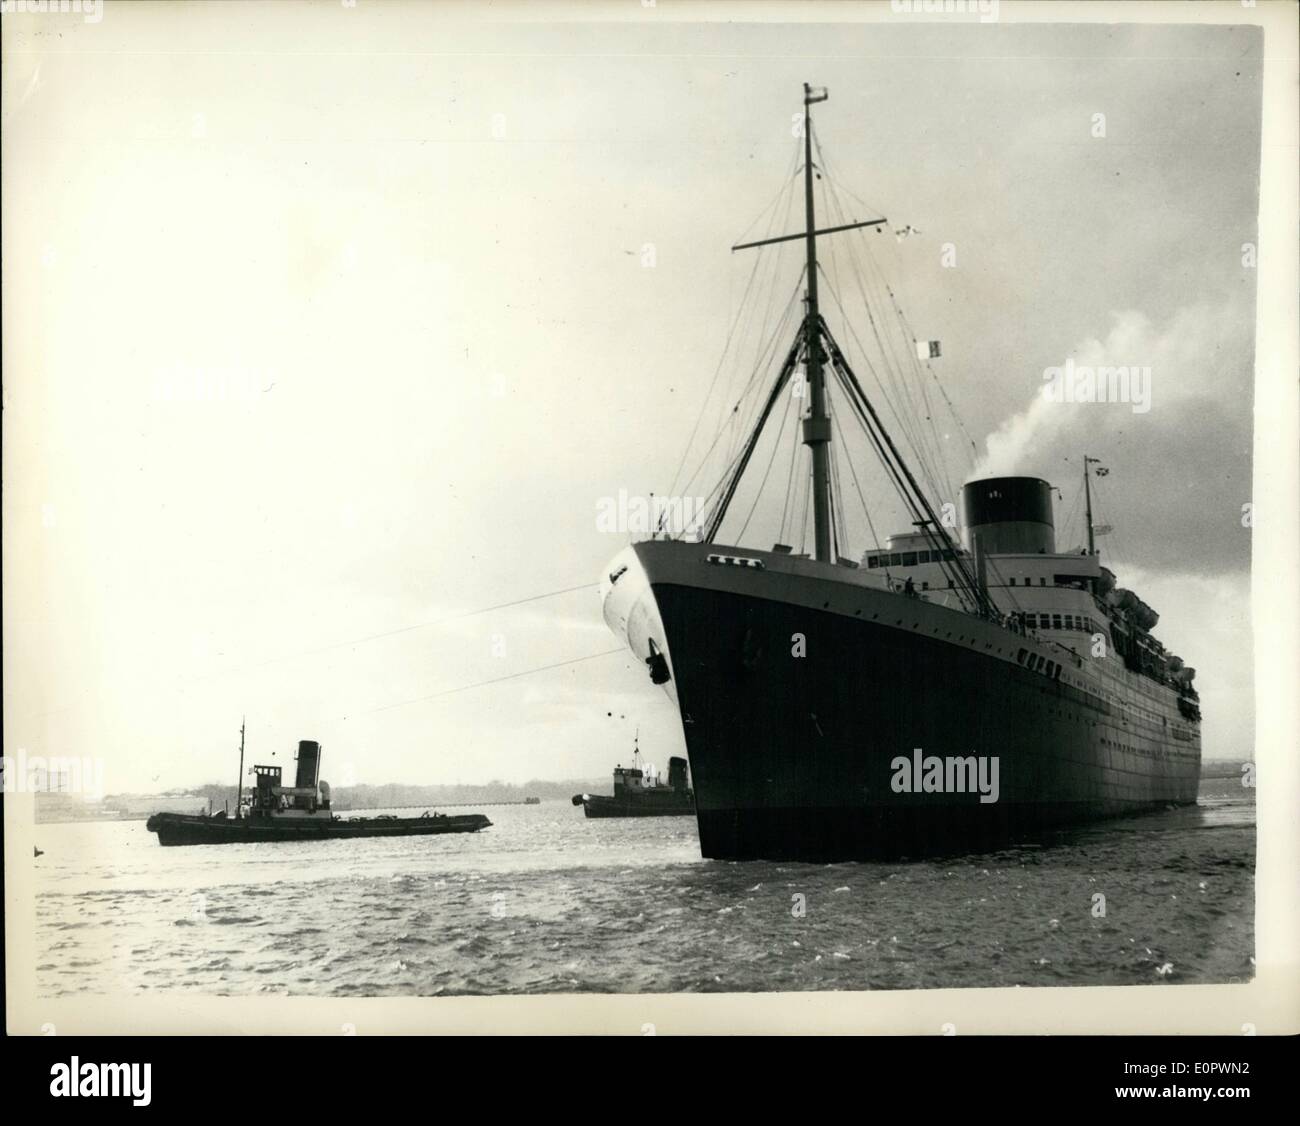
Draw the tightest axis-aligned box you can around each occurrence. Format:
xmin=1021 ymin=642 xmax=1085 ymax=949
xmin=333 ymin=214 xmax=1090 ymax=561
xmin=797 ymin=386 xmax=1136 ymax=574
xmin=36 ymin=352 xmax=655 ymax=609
xmin=600 ymin=85 xmax=1202 ymax=862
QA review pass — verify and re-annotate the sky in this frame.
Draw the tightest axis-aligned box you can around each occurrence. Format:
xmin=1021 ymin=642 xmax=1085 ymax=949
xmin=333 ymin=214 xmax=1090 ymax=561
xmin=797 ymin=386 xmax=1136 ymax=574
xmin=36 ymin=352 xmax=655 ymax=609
xmin=3 ymin=3 xmax=1264 ymax=794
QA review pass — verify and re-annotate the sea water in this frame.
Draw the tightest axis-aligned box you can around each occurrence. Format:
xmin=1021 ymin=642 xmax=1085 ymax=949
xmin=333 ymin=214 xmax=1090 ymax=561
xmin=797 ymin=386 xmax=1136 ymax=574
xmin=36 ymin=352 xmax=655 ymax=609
xmin=32 ymin=779 xmax=1254 ymax=997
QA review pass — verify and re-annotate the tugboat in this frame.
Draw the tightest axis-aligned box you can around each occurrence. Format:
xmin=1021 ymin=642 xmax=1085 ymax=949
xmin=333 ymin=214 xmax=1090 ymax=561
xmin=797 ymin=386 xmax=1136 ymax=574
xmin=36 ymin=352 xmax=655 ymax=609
xmin=146 ymin=726 xmax=491 ymax=846
xmin=572 ymin=732 xmax=695 ymax=818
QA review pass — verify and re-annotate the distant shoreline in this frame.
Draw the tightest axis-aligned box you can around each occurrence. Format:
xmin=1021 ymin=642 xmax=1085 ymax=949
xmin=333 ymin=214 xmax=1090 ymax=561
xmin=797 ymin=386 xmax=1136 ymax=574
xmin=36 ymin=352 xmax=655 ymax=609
xmin=32 ymin=764 xmax=1254 ymax=824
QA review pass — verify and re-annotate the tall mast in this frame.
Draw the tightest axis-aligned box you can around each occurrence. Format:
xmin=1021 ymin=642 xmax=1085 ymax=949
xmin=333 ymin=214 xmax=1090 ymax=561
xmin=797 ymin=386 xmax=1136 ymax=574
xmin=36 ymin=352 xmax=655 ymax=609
xmin=709 ymin=84 xmax=887 ymax=551
xmin=1084 ymin=455 xmax=1096 ymax=556
xmin=802 ymin=82 xmax=832 ymax=563
xmin=235 ymin=717 xmax=245 ymax=819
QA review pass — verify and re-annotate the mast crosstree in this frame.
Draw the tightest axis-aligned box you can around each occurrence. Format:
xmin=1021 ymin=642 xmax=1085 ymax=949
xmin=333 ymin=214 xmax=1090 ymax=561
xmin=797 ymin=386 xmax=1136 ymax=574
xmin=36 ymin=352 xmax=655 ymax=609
xmin=718 ymin=84 xmax=887 ymax=565
xmin=707 ymin=84 xmax=986 ymax=615
xmin=707 ymin=84 xmax=987 ymax=618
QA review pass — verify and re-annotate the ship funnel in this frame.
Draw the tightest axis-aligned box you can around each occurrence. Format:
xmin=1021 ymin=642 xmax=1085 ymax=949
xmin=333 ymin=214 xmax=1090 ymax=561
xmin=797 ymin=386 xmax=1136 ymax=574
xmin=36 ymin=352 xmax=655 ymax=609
xmin=295 ymin=740 xmax=322 ymax=790
xmin=961 ymin=477 xmax=1055 ymax=555
xmin=668 ymin=756 xmax=689 ymax=791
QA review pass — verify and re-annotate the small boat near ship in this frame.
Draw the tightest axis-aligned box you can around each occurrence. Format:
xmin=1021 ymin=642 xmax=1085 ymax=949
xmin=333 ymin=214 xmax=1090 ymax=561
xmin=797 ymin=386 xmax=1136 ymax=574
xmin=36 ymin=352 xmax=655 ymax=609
xmin=572 ymin=733 xmax=695 ymax=818
xmin=146 ymin=728 xmax=491 ymax=846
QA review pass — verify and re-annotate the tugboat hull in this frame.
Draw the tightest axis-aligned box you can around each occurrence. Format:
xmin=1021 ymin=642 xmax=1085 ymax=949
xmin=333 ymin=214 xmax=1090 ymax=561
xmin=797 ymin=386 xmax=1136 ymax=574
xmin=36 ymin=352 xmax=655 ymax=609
xmin=578 ymin=795 xmax=695 ymax=818
xmin=145 ymin=812 xmax=491 ymax=846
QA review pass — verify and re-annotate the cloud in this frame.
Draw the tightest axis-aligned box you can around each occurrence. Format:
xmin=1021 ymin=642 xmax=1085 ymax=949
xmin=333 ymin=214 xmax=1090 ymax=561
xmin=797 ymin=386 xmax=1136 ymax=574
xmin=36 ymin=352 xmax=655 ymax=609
xmin=1109 ymin=566 xmax=1254 ymax=761
xmin=971 ymin=300 xmax=1254 ymax=574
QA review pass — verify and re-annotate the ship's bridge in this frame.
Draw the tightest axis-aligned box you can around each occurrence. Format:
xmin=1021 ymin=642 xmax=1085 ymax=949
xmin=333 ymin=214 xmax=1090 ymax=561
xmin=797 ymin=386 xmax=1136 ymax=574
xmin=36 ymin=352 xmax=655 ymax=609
xmin=860 ymin=536 xmax=1111 ymax=647
xmin=859 ymin=540 xmax=1100 ymax=591
xmin=860 ymin=532 xmax=966 ymax=579
xmin=859 ymin=475 xmax=1105 ymax=605
xmin=613 ymin=765 xmax=646 ymax=796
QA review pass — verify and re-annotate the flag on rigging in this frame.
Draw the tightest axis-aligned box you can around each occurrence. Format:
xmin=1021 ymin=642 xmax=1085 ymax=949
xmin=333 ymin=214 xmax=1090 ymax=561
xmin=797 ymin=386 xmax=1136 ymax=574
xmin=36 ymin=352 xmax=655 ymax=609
xmin=1094 ymin=466 xmax=1110 ymax=477
xmin=915 ymin=340 xmax=941 ymax=360
xmin=1092 ymin=524 xmax=1113 ymax=536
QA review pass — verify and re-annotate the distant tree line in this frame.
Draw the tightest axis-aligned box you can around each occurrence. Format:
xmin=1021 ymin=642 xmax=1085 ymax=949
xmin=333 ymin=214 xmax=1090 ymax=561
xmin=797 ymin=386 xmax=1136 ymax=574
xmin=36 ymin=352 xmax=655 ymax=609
xmin=1198 ymin=759 xmax=1254 ymax=780
xmin=106 ymin=761 xmax=1253 ymax=810
xmin=107 ymin=776 xmax=610 ymax=811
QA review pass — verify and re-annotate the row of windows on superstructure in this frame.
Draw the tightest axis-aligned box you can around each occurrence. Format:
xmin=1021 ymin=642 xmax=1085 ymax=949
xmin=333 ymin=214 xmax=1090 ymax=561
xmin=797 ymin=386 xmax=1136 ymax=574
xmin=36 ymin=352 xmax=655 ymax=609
xmin=864 ymin=548 xmax=959 ymax=569
xmin=864 ymin=551 xmax=1056 ymax=590
xmin=1014 ymin=612 xmax=1104 ymax=636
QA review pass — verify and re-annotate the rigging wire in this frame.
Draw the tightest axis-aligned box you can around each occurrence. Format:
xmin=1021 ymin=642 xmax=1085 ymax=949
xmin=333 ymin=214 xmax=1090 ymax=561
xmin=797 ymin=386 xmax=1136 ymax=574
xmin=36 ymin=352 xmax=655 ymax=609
xmin=367 ymin=649 xmax=626 ymax=715
xmin=677 ymin=273 xmax=804 ymax=503
xmin=186 ymin=581 xmax=601 ymax=683
xmin=799 ymin=457 xmax=812 ymax=555
xmin=808 ymin=129 xmax=889 ymax=234
xmin=687 ymin=304 xmax=802 ymax=534
xmin=669 ymin=142 xmax=801 ymax=500
xmin=811 ymin=141 xmax=943 ymax=487
xmin=777 ymin=409 xmax=803 ymax=544
xmin=830 ymin=359 xmax=920 ymax=534
xmin=830 ymin=404 xmax=885 ymax=557
xmin=667 ymin=247 xmax=769 ymax=501
xmin=736 ymin=385 xmax=796 ymax=542
xmin=826 ymin=330 xmax=985 ymax=614
xmin=680 ymin=119 xmax=986 ymax=601
xmin=812 ymin=132 xmax=972 ymax=503
xmin=825 ymin=379 xmax=850 ymax=556
xmin=887 ymin=289 xmax=980 ymax=468
xmin=810 ymin=175 xmax=950 ymax=506
xmin=812 ymin=129 xmax=966 ymax=465
xmin=1089 ymin=474 xmax=1129 ymax=576
xmin=817 ymin=268 xmax=946 ymax=511
xmin=825 ymin=380 xmax=841 ymax=560
xmin=730 ymin=144 xmax=803 ymax=248
xmin=724 ymin=271 xmax=805 ymax=473
xmin=115 ymin=581 xmax=624 ymax=730
xmin=701 ymin=333 xmax=803 ymax=543
xmin=1059 ymin=475 xmax=1085 ymax=550
xmin=741 ymin=161 xmax=804 ymax=404
xmin=726 ymin=147 xmax=804 ymax=469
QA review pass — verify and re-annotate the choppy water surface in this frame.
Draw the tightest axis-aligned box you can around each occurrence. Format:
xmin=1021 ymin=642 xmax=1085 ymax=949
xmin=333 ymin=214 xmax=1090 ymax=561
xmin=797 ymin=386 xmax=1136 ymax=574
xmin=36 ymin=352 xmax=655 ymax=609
xmin=34 ymin=780 xmax=1253 ymax=996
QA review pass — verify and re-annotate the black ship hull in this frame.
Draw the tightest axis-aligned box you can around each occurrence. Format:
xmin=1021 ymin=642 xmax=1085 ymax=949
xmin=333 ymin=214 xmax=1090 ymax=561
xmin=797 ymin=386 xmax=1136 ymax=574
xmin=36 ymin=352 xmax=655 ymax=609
xmin=146 ymin=811 xmax=491 ymax=846
xmin=603 ymin=541 xmax=1201 ymax=862
xmin=578 ymin=794 xmax=695 ymax=818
